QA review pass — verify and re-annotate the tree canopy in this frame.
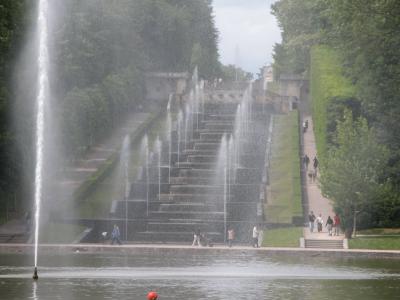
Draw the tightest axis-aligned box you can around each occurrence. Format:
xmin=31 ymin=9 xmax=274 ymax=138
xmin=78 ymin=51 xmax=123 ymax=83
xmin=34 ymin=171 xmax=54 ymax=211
xmin=0 ymin=0 xmax=221 ymax=215
xmin=272 ymin=0 xmax=400 ymax=231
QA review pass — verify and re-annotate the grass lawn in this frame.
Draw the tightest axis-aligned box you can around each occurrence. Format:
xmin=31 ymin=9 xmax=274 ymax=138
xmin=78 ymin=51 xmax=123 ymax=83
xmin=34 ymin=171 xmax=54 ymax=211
xmin=262 ymin=227 xmax=303 ymax=248
xmin=349 ymin=236 xmax=400 ymax=250
xmin=357 ymin=228 xmax=400 ymax=235
xmin=266 ymin=112 xmax=302 ymax=223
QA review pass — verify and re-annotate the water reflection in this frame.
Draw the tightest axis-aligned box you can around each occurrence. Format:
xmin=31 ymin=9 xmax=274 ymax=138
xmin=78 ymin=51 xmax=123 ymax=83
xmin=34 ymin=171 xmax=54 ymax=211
xmin=32 ymin=281 xmax=38 ymax=300
xmin=0 ymin=253 xmax=398 ymax=300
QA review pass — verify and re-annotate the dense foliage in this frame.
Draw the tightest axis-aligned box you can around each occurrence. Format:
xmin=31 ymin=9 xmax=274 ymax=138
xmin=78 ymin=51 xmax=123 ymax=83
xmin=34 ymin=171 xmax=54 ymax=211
xmin=220 ymin=64 xmax=253 ymax=82
xmin=272 ymin=0 xmax=400 ymax=232
xmin=0 ymin=0 xmax=27 ymax=217
xmin=55 ymin=0 xmax=220 ymax=158
xmin=310 ymin=46 xmax=356 ymax=158
xmin=0 ymin=0 xmax=220 ymax=215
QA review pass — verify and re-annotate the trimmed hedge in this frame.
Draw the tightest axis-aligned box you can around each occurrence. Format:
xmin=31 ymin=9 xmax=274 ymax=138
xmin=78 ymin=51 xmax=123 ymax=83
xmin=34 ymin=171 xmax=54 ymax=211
xmin=310 ymin=46 xmax=355 ymax=159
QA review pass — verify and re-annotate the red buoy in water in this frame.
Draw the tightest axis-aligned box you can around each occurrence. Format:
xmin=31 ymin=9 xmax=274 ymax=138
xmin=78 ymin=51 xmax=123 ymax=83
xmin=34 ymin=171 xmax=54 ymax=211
xmin=147 ymin=291 xmax=158 ymax=300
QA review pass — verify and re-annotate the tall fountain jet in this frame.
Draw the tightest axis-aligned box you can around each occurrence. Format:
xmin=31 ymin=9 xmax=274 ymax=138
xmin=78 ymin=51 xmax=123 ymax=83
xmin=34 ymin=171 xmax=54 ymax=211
xmin=33 ymin=0 xmax=50 ymax=280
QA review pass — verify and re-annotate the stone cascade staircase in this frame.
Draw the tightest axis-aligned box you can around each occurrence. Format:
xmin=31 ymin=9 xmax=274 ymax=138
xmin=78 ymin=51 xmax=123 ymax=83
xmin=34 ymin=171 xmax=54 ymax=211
xmin=304 ymin=239 xmax=344 ymax=249
xmin=112 ymin=103 xmax=270 ymax=244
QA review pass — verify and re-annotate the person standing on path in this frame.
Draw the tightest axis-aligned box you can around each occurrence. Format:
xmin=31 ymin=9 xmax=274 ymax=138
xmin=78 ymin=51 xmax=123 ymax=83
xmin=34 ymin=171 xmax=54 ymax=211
xmin=313 ymin=156 xmax=319 ymax=176
xmin=192 ymin=228 xmax=201 ymax=246
xmin=316 ymin=214 xmax=324 ymax=233
xmin=258 ymin=226 xmax=264 ymax=248
xmin=303 ymin=154 xmax=310 ymax=170
xmin=227 ymin=227 xmax=235 ymax=248
xmin=308 ymin=211 xmax=316 ymax=233
xmin=252 ymin=225 xmax=259 ymax=248
xmin=303 ymin=121 xmax=307 ymax=133
xmin=326 ymin=216 xmax=333 ymax=236
xmin=313 ymin=156 xmax=319 ymax=170
xmin=111 ymin=224 xmax=122 ymax=245
xmin=334 ymin=213 xmax=341 ymax=236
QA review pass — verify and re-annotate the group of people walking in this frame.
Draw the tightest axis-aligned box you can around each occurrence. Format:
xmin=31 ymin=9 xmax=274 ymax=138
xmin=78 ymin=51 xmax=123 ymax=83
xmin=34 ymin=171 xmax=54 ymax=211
xmin=303 ymin=154 xmax=319 ymax=182
xmin=192 ymin=226 xmax=264 ymax=248
xmin=308 ymin=211 xmax=341 ymax=236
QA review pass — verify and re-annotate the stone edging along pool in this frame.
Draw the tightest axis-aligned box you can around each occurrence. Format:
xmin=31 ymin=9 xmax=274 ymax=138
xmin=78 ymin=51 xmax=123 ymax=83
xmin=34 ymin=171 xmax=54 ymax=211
xmin=0 ymin=244 xmax=399 ymax=259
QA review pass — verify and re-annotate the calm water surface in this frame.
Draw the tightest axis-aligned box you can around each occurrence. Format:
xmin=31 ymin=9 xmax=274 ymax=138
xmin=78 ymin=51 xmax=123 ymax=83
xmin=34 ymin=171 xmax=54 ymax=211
xmin=0 ymin=252 xmax=399 ymax=299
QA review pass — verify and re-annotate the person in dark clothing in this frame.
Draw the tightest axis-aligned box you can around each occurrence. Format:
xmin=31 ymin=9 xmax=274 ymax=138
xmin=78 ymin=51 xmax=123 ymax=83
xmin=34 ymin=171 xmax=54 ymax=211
xmin=308 ymin=211 xmax=316 ymax=233
xmin=111 ymin=224 xmax=122 ymax=245
xmin=303 ymin=154 xmax=310 ymax=170
xmin=326 ymin=216 xmax=334 ymax=236
xmin=313 ymin=156 xmax=319 ymax=170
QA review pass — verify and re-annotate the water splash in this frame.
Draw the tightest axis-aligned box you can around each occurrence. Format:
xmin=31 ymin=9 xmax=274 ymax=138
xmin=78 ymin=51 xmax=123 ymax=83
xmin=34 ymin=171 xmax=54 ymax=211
xmin=34 ymin=0 xmax=49 ymax=268
xmin=177 ymin=109 xmax=183 ymax=167
xmin=120 ymin=135 xmax=131 ymax=240
xmin=140 ymin=135 xmax=149 ymax=216
xmin=154 ymin=137 xmax=162 ymax=201
xmin=215 ymin=134 xmax=228 ymax=243
xmin=166 ymin=96 xmax=172 ymax=183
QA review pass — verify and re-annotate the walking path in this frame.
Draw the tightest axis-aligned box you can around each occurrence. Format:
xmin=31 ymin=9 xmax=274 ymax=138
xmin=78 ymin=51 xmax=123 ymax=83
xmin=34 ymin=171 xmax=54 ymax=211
xmin=301 ymin=116 xmax=344 ymax=241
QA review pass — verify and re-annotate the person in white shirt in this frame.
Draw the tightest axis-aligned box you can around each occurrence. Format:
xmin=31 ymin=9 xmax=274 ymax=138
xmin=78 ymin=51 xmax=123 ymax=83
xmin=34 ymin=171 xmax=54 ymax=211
xmin=252 ymin=225 xmax=259 ymax=248
xmin=316 ymin=214 xmax=324 ymax=232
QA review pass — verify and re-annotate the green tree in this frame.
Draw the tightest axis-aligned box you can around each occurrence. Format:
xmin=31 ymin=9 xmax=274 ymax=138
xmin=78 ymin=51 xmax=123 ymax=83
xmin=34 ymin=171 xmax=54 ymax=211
xmin=320 ymin=110 xmax=389 ymax=237
xmin=271 ymin=0 xmax=330 ymax=76
xmin=220 ymin=64 xmax=253 ymax=82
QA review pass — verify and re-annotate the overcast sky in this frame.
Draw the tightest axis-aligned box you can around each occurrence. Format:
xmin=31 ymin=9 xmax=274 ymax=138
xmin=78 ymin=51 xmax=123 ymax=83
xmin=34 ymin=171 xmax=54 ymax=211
xmin=212 ymin=0 xmax=281 ymax=75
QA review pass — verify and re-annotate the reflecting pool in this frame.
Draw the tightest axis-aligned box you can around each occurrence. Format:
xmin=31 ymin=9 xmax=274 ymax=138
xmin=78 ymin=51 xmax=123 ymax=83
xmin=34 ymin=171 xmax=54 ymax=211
xmin=0 ymin=251 xmax=399 ymax=299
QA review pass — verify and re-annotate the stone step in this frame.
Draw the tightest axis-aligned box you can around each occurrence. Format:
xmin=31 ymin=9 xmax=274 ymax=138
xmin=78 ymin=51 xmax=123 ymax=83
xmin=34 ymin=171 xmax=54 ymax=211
xmin=159 ymin=203 xmax=219 ymax=212
xmin=157 ymin=193 xmax=224 ymax=202
xmin=194 ymin=143 xmax=221 ymax=151
xmin=183 ymin=149 xmax=217 ymax=155
xmin=146 ymin=222 xmax=218 ymax=232
xmin=187 ymin=155 xmax=217 ymax=163
xmin=304 ymin=239 xmax=344 ymax=249
xmin=203 ymin=122 xmax=234 ymax=131
xmin=177 ymin=161 xmax=216 ymax=170
xmin=134 ymin=231 xmax=222 ymax=243
xmin=206 ymin=114 xmax=235 ymax=121
xmin=169 ymin=177 xmax=216 ymax=185
xmin=169 ymin=184 xmax=223 ymax=194
xmin=193 ymin=138 xmax=222 ymax=144
xmin=199 ymin=132 xmax=229 ymax=141
xmin=149 ymin=210 xmax=225 ymax=220
xmin=178 ymin=168 xmax=217 ymax=178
